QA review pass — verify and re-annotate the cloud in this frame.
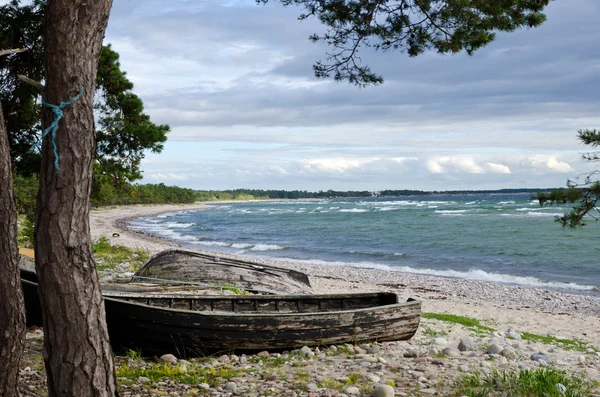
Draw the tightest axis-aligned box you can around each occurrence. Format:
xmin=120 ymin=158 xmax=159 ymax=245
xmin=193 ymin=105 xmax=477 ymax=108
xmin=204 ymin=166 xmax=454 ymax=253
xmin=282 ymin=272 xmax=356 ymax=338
xmin=102 ymin=0 xmax=600 ymax=190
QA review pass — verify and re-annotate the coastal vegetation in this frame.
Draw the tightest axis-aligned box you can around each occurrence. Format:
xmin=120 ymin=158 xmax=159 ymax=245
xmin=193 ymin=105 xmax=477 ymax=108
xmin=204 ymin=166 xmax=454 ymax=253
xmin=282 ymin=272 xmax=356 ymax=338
xmin=536 ymin=129 xmax=600 ymax=228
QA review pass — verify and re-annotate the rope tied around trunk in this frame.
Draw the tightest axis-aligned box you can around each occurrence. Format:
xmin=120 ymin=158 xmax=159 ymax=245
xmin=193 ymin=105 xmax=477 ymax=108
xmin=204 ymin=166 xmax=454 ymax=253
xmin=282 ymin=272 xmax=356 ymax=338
xmin=42 ymin=86 xmax=85 ymax=170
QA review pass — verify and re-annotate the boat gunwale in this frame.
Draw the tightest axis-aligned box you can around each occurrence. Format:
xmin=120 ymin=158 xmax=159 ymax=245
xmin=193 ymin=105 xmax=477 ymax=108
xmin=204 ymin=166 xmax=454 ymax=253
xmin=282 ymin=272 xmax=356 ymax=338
xmin=103 ymin=294 xmax=420 ymax=318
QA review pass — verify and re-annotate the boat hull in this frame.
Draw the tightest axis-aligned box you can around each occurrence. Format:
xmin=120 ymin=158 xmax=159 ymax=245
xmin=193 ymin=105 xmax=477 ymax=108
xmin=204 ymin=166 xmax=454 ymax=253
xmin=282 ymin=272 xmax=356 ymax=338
xmin=133 ymin=249 xmax=313 ymax=294
xmin=20 ymin=267 xmax=420 ymax=355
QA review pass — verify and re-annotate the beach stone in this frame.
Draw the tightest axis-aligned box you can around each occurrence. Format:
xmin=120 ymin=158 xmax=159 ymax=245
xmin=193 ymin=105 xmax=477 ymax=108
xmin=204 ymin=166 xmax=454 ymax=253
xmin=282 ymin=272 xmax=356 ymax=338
xmin=307 ymin=383 xmax=319 ymax=392
xmin=257 ymin=351 xmax=269 ymax=357
xmin=403 ymin=350 xmax=418 ymax=358
xmin=500 ymin=347 xmax=516 ymax=359
xmin=555 ymin=383 xmax=567 ymax=394
xmin=223 ymin=382 xmax=237 ymax=392
xmin=368 ymin=375 xmax=381 ymax=383
xmin=507 ymin=330 xmax=522 ymax=340
xmin=433 ymin=338 xmax=447 ymax=346
xmin=137 ymin=376 xmax=151 ymax=384
xmin=368 ymin=346 xmax=381 ymax=354
xmin=345 ymin=386 xmax=360 ymax=395
xmin=458 ymin=338 xmax=477 ymax=352
xmin=531 ymin=353 xmax=550 ymax=362
xmin=442 ymin=347 xmax=461 ymax=357
xmin=300 ymin=346 xmax=314 ymax=357
xmin=373 ymin=384 xmax=395 ymax=397
xmin=487 ymin=344 xmax=503 ymax=355
xmin=159 ymin=354 xmax=178 ymax=364
xmin=198 ymin=383 xmax=210 ymax=390
xmin=354 ymin=346 xmax=367 ymax=354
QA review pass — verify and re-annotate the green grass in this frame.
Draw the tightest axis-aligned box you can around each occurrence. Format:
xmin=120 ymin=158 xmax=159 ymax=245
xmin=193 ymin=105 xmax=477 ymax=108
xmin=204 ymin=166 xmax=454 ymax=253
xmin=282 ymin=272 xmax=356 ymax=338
xmin=422 ymin=326 xmax=448 ymax=338
xmin=422 ymin=313 xmax=495 ymax=336
xmin=452 ymin=368 xmax=595 ymax=397
xmin=520 ymin=332 xmax=598 ymax=353
xmin=92 ymin=236 xmax=150 ymax=271
xmin=116 ymin=362 xmax=240 ymax=386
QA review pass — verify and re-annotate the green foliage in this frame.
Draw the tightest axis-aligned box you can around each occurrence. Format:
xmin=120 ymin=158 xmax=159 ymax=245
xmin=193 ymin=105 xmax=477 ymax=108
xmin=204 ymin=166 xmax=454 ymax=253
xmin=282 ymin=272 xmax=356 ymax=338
xmin=0 ymin=0 xmax=45 ymax=176
xmin=14 ymin=174 xmax=38 ymax=247
xmin=422 ymin=326 xmax=448 ymax=338
xmin=1 ymin=1 xmax=169 ymax=197
xmin=91 ymin=182 xmax=197 ymax=207
xmin=452 ymin=368 xmax=595 ymax=397
xmin=92 ymin=236 xmax=150 ymax=271
xmin=537 ymin=129 xmax=600 ymax=228
xmin=520 ymin=332 xmax=597 ymax=353
xmin=116 ymin=362 xmax=240 ymax=387
xmin=94 ymin=44 xmax=169 ymax=187
xmin=259 ymin=0 xmax=550 ymax=86
xmin=422 ymin=312 xmax=494 ymax=336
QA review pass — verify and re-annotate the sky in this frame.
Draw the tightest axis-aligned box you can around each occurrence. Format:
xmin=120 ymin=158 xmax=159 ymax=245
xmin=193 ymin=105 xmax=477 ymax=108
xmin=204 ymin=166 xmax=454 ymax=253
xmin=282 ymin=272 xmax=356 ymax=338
xmin=31 ymin=1 xmax=600 ymax=191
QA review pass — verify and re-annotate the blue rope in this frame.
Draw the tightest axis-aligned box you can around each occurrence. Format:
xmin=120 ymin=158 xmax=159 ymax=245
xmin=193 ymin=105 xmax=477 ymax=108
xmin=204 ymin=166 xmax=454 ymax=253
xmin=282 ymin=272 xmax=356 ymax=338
xmin=41 ymin=86 xmax=85 ymax=170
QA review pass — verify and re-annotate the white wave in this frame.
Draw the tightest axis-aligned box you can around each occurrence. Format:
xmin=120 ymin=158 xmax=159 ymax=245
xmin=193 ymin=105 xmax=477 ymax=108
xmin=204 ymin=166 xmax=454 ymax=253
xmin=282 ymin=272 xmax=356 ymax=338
xmin=339 ymin=209 xmax=368 ymax=213
xmin=224 ymin=255 xmax=596 ymax=292
xmin=164 ymin=222 xmax=195 ymax=228
xmin=526 ymin=212 xmax=563 ymax=217
xmin=251 ymin=244 xmax=287 ymax=251
xmin=435 ymin=210 xmax=469 ymax=214
xmin=516 ymin=207 xmax=542 ymax=211
xmin=378 ymin=207 xmax=398 ymax=212
xmin=392 ymin=266 xmax=596 ymax=291
xmin=193 ymin=241 xmax=230 ymax=247
xmin=329 ymin=207 xmax=340 ymax=210
xmin=231 ymin=243 xmax=253 ymax=249
xmin=498 ymin=201 xmax=516 ymax=205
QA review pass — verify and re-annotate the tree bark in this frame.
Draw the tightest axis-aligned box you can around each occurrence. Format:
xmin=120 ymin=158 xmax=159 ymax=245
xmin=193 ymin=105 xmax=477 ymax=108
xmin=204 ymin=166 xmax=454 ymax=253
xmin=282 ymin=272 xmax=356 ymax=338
xmin=35 ymin=1 xmax=116 ymax=397
xmin=0 ymin=101 xmax=27 ymax=396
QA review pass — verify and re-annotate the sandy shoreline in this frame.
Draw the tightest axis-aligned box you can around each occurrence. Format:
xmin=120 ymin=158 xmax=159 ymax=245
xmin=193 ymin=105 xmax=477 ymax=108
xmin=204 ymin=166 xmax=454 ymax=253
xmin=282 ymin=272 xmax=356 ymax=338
xmin=90 ymin=203 xmax=600 ymax=348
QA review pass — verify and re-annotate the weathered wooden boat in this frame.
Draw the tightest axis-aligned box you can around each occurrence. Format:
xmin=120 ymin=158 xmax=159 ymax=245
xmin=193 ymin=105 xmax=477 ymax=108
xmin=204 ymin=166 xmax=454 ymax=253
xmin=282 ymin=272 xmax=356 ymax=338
xmin=133 ymin=249 xmax=313 ymax=294
xmin=20 ymin=268 xmax=421 ymax=354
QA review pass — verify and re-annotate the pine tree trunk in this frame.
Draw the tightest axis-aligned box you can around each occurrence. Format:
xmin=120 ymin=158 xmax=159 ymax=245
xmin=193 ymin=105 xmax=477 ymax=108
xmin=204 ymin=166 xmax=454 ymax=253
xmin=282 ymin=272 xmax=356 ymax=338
xmin=0 ymin=102 xmax=27 ymax=397
xmin=34 ymin=1 xmax=117 ymax=396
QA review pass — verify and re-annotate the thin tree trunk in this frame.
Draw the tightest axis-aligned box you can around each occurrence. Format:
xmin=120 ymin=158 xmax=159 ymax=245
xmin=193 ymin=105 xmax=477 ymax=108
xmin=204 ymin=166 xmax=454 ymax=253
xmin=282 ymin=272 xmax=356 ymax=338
xmin=34 ymin=1 xmax=116 ymax=397
xmin=0 ymin=102 xmax=27 ymax=397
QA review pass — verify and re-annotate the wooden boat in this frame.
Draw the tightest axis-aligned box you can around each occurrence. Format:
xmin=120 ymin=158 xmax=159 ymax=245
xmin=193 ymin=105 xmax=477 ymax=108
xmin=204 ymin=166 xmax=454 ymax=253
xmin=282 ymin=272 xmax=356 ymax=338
xmin=20 ymin=268 xmax=421 ymax=354
xmin=133 ymin=249 xmax=313 ymax=294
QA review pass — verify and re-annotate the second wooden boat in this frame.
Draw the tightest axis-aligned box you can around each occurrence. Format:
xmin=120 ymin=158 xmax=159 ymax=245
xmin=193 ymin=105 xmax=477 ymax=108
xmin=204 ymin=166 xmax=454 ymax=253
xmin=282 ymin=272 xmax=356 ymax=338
xmin=133 ymin=249 xmax=313 ymax=294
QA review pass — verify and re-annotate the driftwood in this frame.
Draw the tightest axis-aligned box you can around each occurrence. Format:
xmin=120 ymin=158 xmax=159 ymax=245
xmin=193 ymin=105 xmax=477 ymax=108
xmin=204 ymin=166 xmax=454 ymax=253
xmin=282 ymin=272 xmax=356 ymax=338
xmin=133 ymin=249 xmax=313 ymax=294
xmin=21 ymin=269 xmax=421 ymax=354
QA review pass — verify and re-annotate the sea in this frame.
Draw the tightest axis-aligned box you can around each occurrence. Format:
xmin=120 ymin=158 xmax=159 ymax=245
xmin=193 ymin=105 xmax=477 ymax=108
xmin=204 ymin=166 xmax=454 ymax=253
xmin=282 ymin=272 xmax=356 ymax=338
xmin=127 ymin=193 xmax=600 ymax=295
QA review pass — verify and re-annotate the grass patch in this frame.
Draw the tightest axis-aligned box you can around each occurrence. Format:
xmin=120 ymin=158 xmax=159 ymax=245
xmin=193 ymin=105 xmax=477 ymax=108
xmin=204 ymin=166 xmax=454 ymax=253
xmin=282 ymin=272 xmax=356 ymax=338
xmin=116 ymin=362 xmax=240 ymax=386
xmin=422 ymin=312 xmax=495 ymax=336
xmin=520 ymin=332 xmax=598 ymax=353
xmin=452 ymin=367 xmax=595 ymax=397
xmin=423 ymin=326 xmax=448 ymax=338
xmin=92 ymin=236 xmax=149 ymax=271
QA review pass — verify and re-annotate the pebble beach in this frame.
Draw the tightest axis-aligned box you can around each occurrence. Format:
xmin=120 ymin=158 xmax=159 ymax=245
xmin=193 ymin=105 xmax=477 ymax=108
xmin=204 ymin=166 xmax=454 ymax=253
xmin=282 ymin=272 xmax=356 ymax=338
xmin=20 ymin=202 xmax=600 ymax=396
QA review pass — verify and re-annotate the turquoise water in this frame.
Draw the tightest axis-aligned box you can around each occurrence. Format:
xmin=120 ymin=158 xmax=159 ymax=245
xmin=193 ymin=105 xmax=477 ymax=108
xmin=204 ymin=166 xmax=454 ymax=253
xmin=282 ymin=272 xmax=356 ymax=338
xmin=128 ymin=194 xmax=600 ymax=293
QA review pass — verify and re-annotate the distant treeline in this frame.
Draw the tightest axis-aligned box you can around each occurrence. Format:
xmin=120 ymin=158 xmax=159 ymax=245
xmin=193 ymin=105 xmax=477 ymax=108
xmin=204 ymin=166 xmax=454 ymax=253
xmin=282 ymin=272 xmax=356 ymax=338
xmin=196 ymin=189 xmax=373 ymax=200
xmin=91 ymin=182 xmax=197 ymax=206
xmin=196 ymin=187 xmax=562 ymax=201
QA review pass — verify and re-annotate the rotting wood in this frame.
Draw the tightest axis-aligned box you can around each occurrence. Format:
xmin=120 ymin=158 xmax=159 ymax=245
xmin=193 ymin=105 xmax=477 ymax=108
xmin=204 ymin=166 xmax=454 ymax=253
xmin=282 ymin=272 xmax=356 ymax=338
xmin=133 ymin=249 xmax=313 ymax=294
xmin=20 ymin=270 xmax=420 ymax=355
